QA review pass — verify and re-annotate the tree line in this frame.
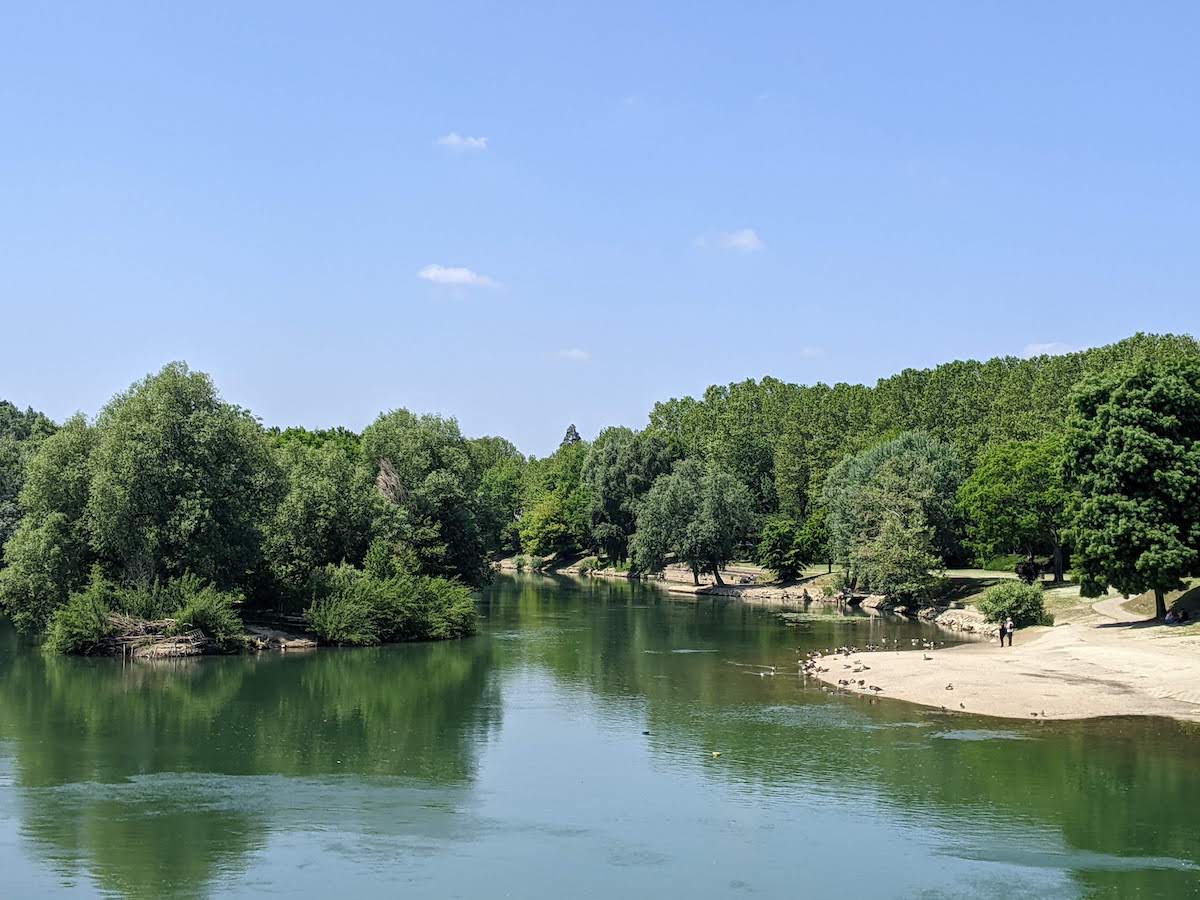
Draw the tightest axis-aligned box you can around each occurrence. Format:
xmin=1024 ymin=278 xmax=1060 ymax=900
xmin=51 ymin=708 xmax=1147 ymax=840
xmin=2 ymin=331 xmax=1198 ymax=651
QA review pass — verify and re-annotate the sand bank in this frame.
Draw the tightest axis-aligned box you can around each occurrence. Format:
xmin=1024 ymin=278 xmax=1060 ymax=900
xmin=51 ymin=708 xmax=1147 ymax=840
xmin=813 ymin=597 xmax=1200 ymax=722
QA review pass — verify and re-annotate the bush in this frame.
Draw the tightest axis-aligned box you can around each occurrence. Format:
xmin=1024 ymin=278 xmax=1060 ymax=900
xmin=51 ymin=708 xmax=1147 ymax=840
xmin=44 ymin=571 xmax=116 ymax=654
xmin=977 ymin=581 xmax=1052 ymax=627
xmin=305 ymin=564 xmax=478 ymax=646
xmin=165 ymin=575 xmax=246 ymax=650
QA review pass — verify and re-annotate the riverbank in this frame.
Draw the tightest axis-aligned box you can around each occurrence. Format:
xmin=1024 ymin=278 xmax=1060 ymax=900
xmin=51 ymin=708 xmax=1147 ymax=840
xmin=812 ymin=596 xmax=1200 ymax=722
xmin=494 ymin=553 xmax=852 ymax=606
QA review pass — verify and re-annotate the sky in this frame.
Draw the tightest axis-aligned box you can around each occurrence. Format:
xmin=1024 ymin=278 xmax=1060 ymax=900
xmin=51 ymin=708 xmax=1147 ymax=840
xmin=2 ymin=2 xmax=1198 ymax=455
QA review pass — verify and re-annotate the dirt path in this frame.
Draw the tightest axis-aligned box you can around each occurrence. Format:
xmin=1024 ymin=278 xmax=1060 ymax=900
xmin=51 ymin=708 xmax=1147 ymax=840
xmin=812 ymin=599 xmax=1200 ymax=722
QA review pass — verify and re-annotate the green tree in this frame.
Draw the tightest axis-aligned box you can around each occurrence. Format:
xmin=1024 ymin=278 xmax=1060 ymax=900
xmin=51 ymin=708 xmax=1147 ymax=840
xmin=560 ymin=424 xmax=582 ymax=447
xmin=517 ymin=438 xmax=591 ymax=557
xmin=84 ymin=363 xmax=279 ymax=588
xmin=361 ymin=409 xmax=489 ymax=584
xmin=475 ymin=454 xmax=526 ymax=556
xmin=581 ymin=427 xmax=675 ymax=562
xmin=263 ymin=438 xmax=376 ymax=602
xmin=824 ymin=431 xmax=962 ymax=600
xmin=631 ymin=460 xmax=754 ymax=585
xmin=1063 ymin=358 xmax=1200 ymax=619
xmin=957 ymin=434 xmax=1069 ymax=581
xmin=0 ymin=401 xmax=57 ymax=561
xmin=756 ymin=515 xmax=809 ymax=581
xmin=0 ymin=416 xmax=98 ymax=632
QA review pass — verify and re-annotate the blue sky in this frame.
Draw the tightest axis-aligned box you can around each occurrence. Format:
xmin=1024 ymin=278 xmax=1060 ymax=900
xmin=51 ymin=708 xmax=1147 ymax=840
xmin=2 ymin=2 xmax=1197 ymax=455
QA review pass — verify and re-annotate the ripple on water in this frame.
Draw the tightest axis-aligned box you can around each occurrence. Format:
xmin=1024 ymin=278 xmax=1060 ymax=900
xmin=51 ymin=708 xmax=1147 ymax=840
xmin=933 ymin=729 xmax=1032 ymax=742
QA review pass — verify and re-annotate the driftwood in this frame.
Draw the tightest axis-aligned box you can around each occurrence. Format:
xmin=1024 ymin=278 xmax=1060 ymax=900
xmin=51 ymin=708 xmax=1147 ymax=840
xmin=99 ymin=613 xmax=210 ymax=659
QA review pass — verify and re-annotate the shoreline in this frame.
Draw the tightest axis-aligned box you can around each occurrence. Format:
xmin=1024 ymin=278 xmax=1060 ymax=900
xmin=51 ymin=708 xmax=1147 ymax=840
xmin=810 ymin=598 xmax=1200 ymax=723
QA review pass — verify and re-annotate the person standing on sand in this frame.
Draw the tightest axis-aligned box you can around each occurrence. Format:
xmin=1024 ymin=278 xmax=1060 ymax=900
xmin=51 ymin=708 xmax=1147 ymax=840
xmin=1004 ymin=617 xmax=1015 ymax=647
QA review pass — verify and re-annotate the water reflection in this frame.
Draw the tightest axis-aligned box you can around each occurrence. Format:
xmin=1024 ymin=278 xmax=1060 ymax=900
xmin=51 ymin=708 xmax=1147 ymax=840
xmin=1 ymin=575 xmax=1198 ymax=898
xmin=0 ymin=626 xmax=499 ymax=896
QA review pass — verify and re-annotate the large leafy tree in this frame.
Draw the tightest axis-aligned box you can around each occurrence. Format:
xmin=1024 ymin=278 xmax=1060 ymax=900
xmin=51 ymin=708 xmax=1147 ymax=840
xmin=361 ymin=409 xmax=489 ymax=584
xmin=957 ymin=434 xmax=1069 ymax=581
xmin=823 ymin=431 xmax=962 ymax=599
xmin=0 ymin=416 xmax=97 ymax=632
xmin=1063 ymin=358 xmax=1200 ymax=619
xmin=756 ymin=514 xmax=809 ymax=581
xmin=263 ymin=435 xmax=376 ymax=599
xmin=467 ymin=436 xmax=526 ymax=556
xmin=0 ymin=401 xmax=57 ymax=561
xmin=517 ymin=438 xmax=591 ymax=557
xmin=85 ymin=363 xmax=280 ymax=587
xmin=581 ymin=427 xmax=675 ymax=562
xmin=631 ymin=460 xmax=754 ymax=585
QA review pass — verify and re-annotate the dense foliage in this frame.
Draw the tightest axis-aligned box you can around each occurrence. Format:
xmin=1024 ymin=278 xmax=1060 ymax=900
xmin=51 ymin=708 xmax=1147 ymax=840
xmin=4 ymin=331 xmax=1200 ymax=649
xmin=0 ymin=401 xmax=56 ymax=560
xmin=306 ymin=557 xmax=476 ymax=646
xmin=957 ymin=434 xmax=1069 ymax=581
xmin=976 ymin=581 xmax=1050 ymax=628
xmin=823 ymin=432 xmax=963 ymax=601
xmin=0 ymin=364 xmax=482 ymax=649
xmin=630 ymin=460 xmax=754 ymax=584
xmin=1063 ymin=357 xmax=1200 ymax=618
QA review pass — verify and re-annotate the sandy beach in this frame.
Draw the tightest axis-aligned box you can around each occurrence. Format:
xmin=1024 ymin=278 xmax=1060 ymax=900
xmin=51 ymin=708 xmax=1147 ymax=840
xmin=812 ymin=597 xmax=1200 ymax=722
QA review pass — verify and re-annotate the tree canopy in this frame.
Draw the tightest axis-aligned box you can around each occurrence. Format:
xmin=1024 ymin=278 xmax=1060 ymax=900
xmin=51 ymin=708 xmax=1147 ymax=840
xmin=631 ymin=460 xmax=754 ymax=585
xmin=823 ymin=431 xmax=963 ymax=600
xmin=1063 ymin=358 xmax=1200 ymax=618
xmin=957 ymin=434 xmax=1069 ymax=580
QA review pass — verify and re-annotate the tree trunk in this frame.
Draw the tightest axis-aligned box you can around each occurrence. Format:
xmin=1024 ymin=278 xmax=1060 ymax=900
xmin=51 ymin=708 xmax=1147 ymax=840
xmin=1051 ymin=540 xmax=1064 ymax=584
xmin=827 ymin=559 xmax=832 ymax=574
xmin=1155 ymin=587 xmax=1167 ymax=620
xmin=712 ymin=564 xmax=724 ymax=587
xmin=691 ymin=563 xmax=699 ymax=586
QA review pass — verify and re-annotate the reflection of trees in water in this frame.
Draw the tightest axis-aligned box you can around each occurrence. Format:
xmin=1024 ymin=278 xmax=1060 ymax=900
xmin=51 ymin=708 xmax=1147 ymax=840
xmin=485 ymin=575 xmax=1200 ymax=896
xmin=0 ymin=623 xmax=500 ymax=898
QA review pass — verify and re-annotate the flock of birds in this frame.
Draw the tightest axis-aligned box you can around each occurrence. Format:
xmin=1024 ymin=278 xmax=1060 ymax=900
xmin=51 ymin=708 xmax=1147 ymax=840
xmin=728 ymin=634 xmax=1052 ymax=721
xmin=704 ymin=633 xmax=1054 ymax=758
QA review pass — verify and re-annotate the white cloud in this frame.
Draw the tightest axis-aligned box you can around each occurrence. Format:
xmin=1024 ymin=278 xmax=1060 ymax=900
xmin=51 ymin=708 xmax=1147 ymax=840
xmin=435 ymin=132 xmax=488 ymax=151
xmin=556 ymin=348 xmax=591 ymax=362
xmin=696 ymin=228 xmax=765 ymax=253
xmin=1022 ymin=341 xmax=1083 ymax=358
xmin=796 ymin=346 xmax=825 ymax=359
xmin=417 ymin=264 xmax=498 ymax=288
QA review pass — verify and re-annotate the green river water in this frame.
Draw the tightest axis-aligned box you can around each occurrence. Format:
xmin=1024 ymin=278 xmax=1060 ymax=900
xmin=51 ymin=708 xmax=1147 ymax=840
xmin=1 ymin=574 xmax=1198 ymax=898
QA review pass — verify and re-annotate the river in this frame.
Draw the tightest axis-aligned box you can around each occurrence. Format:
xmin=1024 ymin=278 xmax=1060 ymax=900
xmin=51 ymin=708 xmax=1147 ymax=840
xmin=1 ymin=573 xmax=1197 ymax=898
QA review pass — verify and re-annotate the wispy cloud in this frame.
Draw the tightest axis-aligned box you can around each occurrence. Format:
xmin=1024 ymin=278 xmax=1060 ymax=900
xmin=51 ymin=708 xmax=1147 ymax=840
xmin=417 ymin=264 xmax=498 ymax=288
xmin=1022 ymin=341 xmax=1083 ymax=358
xmin=695 ymin=228 xmax=765 ymax=253
xmin=556 ymin=348 xmax=591 ymax=362
xmin=435 ymin=132 xmax=488 ymax=151
xmin=797 ymin=346 xmax=825 ymax=359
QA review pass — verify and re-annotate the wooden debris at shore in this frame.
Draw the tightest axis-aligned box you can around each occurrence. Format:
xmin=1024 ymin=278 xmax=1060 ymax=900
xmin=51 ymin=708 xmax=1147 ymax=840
xmin=99 ymin=613 xmax=209 ymax=659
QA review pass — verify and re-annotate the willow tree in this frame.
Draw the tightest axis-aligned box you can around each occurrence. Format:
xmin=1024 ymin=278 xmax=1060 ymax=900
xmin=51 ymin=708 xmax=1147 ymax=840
xmin=631 ymin=460 xmax=754 ymax=585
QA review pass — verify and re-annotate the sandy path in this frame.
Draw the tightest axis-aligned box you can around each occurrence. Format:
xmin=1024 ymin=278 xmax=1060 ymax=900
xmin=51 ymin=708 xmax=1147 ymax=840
xmin=812 ymin=602 xmax=1200 ymax=722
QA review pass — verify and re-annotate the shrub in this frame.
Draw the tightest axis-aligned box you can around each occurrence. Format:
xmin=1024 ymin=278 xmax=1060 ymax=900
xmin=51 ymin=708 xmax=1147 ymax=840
xmin=44 ymin=571 xmax=116 ymax=654
xmin=977 ymin=581 xmax=1052 ymax=627
xmin=304 ymin=563 xmax=478 ymax=646
xmin=166 ymin=575 xmax=246 ymax=650
xmin=577 ymin=556 xmax=600 ymax=575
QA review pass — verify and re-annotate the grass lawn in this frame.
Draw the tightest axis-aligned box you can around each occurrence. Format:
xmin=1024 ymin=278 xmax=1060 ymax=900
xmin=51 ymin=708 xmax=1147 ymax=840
xmin=1122 ymin=579 xmax=1200 ymax=618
